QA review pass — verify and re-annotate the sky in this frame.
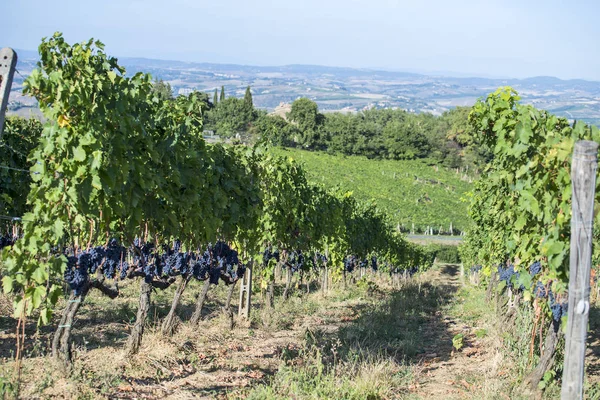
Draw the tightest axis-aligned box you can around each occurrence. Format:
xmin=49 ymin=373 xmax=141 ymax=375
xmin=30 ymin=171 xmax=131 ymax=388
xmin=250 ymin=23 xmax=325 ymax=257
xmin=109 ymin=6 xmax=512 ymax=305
xmin=5 ymin=0 xmax=600 ymax=81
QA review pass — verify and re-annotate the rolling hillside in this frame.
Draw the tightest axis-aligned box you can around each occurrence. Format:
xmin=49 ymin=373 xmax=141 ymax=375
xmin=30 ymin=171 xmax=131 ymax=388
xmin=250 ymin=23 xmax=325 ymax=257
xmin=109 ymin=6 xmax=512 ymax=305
xmin=272 ymin=147 xmax=473 ymax=233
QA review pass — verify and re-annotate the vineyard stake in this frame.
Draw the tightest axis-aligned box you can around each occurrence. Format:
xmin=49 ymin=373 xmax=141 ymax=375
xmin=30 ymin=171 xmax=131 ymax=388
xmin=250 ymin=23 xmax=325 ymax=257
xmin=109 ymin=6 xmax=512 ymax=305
xmin=0 ymin=48 xmax=17 ymax=137
xmin=238 ymin=261 xmax=252 ymax=319
xmin=561 ymin=140 xmax=598 ymax=400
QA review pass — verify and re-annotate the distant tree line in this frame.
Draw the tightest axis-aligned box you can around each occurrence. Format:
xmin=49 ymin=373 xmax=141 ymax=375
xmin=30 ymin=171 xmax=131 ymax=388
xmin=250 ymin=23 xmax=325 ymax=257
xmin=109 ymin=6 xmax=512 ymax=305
xmin=151 ymin=80 xmax=490 ymax=168
xmin=257 ymin=98 xmax=492 ymax=168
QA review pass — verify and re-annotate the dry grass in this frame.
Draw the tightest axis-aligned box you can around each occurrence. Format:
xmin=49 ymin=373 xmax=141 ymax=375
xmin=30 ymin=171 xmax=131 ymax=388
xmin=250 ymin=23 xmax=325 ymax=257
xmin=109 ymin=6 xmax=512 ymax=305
xmin=4 ymin=266 xmax=593 ymax=399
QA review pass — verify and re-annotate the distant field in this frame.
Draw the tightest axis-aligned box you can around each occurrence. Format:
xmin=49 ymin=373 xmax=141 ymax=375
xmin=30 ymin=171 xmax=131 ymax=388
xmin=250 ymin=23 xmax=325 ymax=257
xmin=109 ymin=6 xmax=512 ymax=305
xmin=271 ymin=147 xmax=473 ymax=233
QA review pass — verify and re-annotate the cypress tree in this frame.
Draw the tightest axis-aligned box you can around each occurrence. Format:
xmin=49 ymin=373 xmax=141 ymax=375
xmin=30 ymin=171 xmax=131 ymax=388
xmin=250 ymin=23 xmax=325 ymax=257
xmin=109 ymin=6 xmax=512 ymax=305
xmin=213 ymin=88 xmax=218 ymax=105
xmin=244 ymin=86 xmax=253 ymax=110
xmin=220 ymin=85 xmax=225 ymax=102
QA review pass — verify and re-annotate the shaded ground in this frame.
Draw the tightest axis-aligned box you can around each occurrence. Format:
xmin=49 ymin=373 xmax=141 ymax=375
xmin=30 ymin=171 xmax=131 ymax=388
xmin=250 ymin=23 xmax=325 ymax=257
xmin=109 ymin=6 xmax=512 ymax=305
xmin=1 ymin=266 xmax=599 ymax=399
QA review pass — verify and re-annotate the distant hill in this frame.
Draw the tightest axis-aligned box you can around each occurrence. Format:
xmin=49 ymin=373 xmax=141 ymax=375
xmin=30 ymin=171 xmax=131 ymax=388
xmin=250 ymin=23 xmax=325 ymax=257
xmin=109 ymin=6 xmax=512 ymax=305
xmin=6 ymin=48 xmax=600 ymax=126
xmin=271 ymin=147 xmax=473 ymax=234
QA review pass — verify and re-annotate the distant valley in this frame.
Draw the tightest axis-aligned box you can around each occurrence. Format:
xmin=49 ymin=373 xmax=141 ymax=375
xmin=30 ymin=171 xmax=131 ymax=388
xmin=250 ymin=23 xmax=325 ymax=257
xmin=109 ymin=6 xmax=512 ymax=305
xmin=7 ymin=49 xmax=600 ymax=126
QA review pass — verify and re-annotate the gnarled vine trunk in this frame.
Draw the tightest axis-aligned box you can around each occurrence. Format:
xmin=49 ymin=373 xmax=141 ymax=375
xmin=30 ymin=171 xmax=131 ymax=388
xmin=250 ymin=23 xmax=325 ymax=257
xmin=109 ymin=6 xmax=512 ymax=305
xmin=125 ymin=281 xmax=152 ymax=356
xmin=282 ymin=267 xmax=292 ymax=300
xmin=267 ymin=282 xmax=275 ymax=308
xmin=52 ymin=292 xmax=86 ymax=368
xmin=53 ymin=276 xmax=119 ymax=368
xmin=190 ymin=279 xmax=211 ymax=325
xmin=520 ymin=321 xmax=562 ymax=394
xmin=222 ymin=281 xmax=237 ymax=329
xmin=161 ymin=274 xmax=192 ymax=335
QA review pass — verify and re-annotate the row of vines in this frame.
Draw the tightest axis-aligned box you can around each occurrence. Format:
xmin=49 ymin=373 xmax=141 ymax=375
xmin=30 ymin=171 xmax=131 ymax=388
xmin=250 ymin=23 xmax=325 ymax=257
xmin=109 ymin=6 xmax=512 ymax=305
xmin=0 ymin=32 xmax=433 ymax=386
xmin=461 ymin=87 xmax=600 ymax=393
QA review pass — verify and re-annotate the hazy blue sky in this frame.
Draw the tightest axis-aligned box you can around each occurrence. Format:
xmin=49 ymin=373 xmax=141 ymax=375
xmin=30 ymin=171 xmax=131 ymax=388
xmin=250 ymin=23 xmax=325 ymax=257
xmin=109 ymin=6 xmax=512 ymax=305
xmin=5 ymin=0 xmax=600 ymax=80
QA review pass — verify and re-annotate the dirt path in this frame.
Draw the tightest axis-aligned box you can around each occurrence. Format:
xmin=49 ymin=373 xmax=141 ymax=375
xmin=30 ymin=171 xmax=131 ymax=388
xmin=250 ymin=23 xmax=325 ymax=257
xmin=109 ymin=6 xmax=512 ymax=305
xmin=414 ymin=265 xmax=503 ymax=399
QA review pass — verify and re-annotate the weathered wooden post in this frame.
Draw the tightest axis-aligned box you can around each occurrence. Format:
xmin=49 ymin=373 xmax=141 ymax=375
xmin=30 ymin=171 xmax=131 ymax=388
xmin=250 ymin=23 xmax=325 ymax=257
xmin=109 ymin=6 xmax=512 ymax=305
xmin=0 ymin=48 xmax=18 ymax=136
xmin=561 ymin=140 xmax=598 ymax=400
xmin=238 ymin=262 xmax=252 ymax=319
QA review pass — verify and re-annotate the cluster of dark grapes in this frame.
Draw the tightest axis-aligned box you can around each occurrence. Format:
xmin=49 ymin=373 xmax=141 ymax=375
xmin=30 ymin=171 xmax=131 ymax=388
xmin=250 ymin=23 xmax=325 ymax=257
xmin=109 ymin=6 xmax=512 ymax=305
xmin=209 ymin=241 xmax=242 ymax=284
xmin=191 ymin=248 xmax=211 ymax=280
xmin=262 ymin=245 xmax=280 ymax=267
xmin=529 ymin=261 xmax=542 ymax=276
xmin=548 ymin=290 xmax=568 ymax=322
xmin=105 ymin=240 xmax=128 ymax=279
xmin=370 ymin=255 xmax=378 ymax=272
xmin=359 ymin=258 xmax=368 ymax=269
xmin=470 ymin=265 xmax=483 ymax=274
xmin=288 ymin=250 xmax=304 ymax=273
xmin=63 ymin=240 xmax=129 ymax=294
xmin=534 ymin=281 xmax=547 ymax=298
xmin=344 ymin=255 xmax=356 ymax=273
xmin=499 ymin=262 xmax=546 ymax=291
xmin=61 ymin=238 xmax=247 ymax=295
xmin=492 ymin=259 xmax=568 ymax=322
xmin=498 ymin=264 xmax=517 ymax=288
xmin=0 ymin=235 xmax=16 ymax=250
xmin=315 ymin=252 xmax=327 ymax=266
xmin=63 ymin=255 xmax=88 ymax=295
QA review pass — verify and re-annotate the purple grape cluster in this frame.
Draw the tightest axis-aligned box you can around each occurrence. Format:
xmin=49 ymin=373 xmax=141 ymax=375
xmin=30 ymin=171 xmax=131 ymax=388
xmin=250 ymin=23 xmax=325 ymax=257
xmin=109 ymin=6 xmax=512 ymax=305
xmin=316 ymin=252 xmax=327 ymax=266
xmin=359 ymin=259 xmax=368 ymax=269
xmin=288 ymin=250 xmax=305 ymax=273
xmin=191 ymin=248 xmax=211 ymax=280
xmin=529 ymin=261 xmax=542 ymax=276
xmin=498 ymin=264 xmax=520 ymax=289
xmin=534 ymin=281 xmax=547 ymax=298
xmin=105 ymin=240 xmax=128 ymax=279
xmin=344 ymin=255 xmax=356 ymax=273
xmin=548 ymin=290 xmax=568 ymax=322
xmin=470 ymin=265 xmax=482 ymax=274
xmin=371 ymin=255 xmax=378 ymax=272
xmin=0 ymin=235 xmax=16 ymax=250
xmin=209 ymin=241 xmax=242 ymax=284
xmin=263 ymin=246 xmax=280 ymax=267
xmin=63 ymin=255 xmax=89 ymax=295
xmin=60 ymin=238 xmax=248 ymax=294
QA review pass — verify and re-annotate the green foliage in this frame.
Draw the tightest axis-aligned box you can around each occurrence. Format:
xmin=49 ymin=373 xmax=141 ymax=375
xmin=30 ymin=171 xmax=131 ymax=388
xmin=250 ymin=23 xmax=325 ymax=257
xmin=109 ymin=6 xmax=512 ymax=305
xmin=213 ymin=88 xmax=218 ymax=106
xmin=251 ymin=114 xmax=298 ymax=146
xmin=475 ymin=328 xmax=487 ymax=338
xmin=220 ymin=85 xmax=225 ymax=102
xmin=152 ymin=79 xmax=173 ymax=101
xmin=207 ymin=97 xmax=254 ymax=137
xmin=355 ymin=277 xmax=380 ymax=294
xmin=244 ymin=86 xmax=253 ymax=111
xmin=383 ymin=119 xmax=430 ymax=160
xmin=461 ymin=86 xmax=600 ymax=316
xmin=251 ymin=100 xmax=483 ymax=169
xmin=452 ymin=333 xmax=464 ymax=351
xmin=426 ymin=244 xmax=461 ymax=264
xmin=0 ymin=374 xmax=18 ymax=398
xmin=1 ymin=33 xmax=219 ymax=322
xmin=288 ymin=98 xmax=324 ymax=148
xmin=270 ymin=147 xmax=472 ymax=232
xmin=0 ymin=117 xmax=43 ymax=219
xmin=0 ymin=33 xmax=431 ymax=325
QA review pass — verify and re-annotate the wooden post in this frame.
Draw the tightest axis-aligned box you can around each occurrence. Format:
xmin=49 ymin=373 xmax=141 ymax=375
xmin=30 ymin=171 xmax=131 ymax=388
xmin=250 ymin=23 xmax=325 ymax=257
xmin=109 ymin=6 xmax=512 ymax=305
xmin=238 ymin=262 xmax=252 ymax=319
xmin=561 ymin=140 xmax=598 ymax=400
xmin=0 ymin=48 xmax=18 ymax=137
